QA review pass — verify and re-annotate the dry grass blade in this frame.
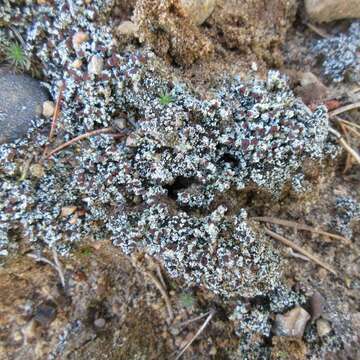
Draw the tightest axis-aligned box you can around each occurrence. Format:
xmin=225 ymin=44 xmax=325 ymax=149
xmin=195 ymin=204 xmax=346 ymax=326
xmin=49 ymin=83 xmax=65 ymax=142
xmin=156 ymin=264 xmax=167 ymax=290
xmin=338 ymin=122 xmax=353 ymax=173
xmin=51 ymin=247 xmax=66 ymax=289
xmin=263 ymin=227 xmax=337 ymax=275
xmin=46 ymin=128 xmax=117 ymax=158
xmin=175 ymin=309 xmax=216 ymax=360
xmin=342 ymin=123 xmax=360 ymax=139
xmin=145 ymin=270 xmax=174 ymax=322
xmin=305 ymin=22 xmax=329 ymax=38
xmin=329 ymin=127 xmax=360 ymax=165
xmin=27 ymin=249 xmax=66 ymax=289
xmin=176 ymin=312 xmax=210 ymax=329
xmin=329 ymin=101 xmax=360 ymax=118
xmin=252 ymin=216 xmax=351 ymax=244
xmin=337 ymin=118 xmax=360 ymax=131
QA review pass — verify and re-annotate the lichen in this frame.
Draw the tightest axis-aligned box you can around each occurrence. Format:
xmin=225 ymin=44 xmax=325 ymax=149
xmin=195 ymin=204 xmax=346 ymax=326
xmin=312 ymin=21 xmax=360 ymax=83
xmin=0 ymin=0 xmax=332 ymax=301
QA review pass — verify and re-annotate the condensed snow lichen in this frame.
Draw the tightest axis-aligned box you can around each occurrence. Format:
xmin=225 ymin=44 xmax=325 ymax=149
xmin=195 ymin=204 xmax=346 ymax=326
xmin=0 ymin=0 xmax=332 ymax=299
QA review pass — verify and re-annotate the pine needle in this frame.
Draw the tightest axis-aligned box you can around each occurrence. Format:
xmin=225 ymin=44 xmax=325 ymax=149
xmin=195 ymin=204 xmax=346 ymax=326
xmin=145 ymin=270 xmax=174 ymax=322
xmin=174 ymin=309 xmax=215 ymax=360
xmin=337 ymin=118 xmax=360 ymax=131
xmin=329 ymin=101 xmax=360 ymax=118
xmin=49 ymin=83 xmax=65 ymax=142
xmin=27 ymin=248 xmax=66 ymax=289
xmin=329 ymin=127 xmax=360 ymax=165
xmin=46 ymin=128 xmax=121 ymax=158
xmin=305 ymin=22 xmax=329 ymax=38
xmin=263 ymin=227 xmax=337 ymax=275
xmin=252 ymin=216 xmax=351 ymax=244
xmin=338 ymin=122 xmax=353 ymax=173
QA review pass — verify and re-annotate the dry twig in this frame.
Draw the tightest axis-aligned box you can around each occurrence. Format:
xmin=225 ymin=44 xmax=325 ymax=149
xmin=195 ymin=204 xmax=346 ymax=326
xmin=263 ymin=227 xmax=337 ymax=275
xmin=49 ymin=83 xmax=65 ymax=142
xmin=329 ymin=127 xmax=360 ymax=165
xmin=305 ymin=23 xmax=329 ymax=38
xmin=46 ymin=128 xmax=120 ymax=158
xmin=337 ymin=118 xmax=360 ymax=131
xmin=175 ymin=309 xmax=216 ymax=360
xmin=338 ymin=122 xmax=353 ymax=173
xmin=175 ymin=312 xmax=210 ymax=330
xmin=156 ymin=264 xmax=167 ymax=290
xmin=145 ymin=270 xmax=174 ymax=322
xmin=252 ymin=216 xmax=350 ymax=244
xmin=329 ymin=101 xmax=360 ymax=118
xmin=342 ymin=123 xmax=360 ymax=139
xmin=27 ymin=248 xmax=66 ymax=288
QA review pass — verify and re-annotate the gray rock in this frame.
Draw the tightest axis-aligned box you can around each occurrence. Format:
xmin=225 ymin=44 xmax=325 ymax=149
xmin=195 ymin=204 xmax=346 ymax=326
xmin=0 ymin=68 xmax=48 ymax=144
xmin=316 ymin=318 xmax=332 ymax=337
xmin=179 ymin=0 xmax=216 ymax=25
xmin=305 ymin=0 xmax=360 ymax=23
xmin=273 ymin=306 xmax=311 ymax=337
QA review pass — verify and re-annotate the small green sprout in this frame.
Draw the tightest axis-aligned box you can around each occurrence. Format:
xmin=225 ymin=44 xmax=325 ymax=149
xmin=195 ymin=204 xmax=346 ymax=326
xmin=158 ymin=90 xmax=174 ymax=106
xmin=5 ymin=41 xmax=30 ymax=71
xmin=80 ymin=246 xmax=93 ymax=257
xmin=179 ymin=292 xmax=196 ymax=309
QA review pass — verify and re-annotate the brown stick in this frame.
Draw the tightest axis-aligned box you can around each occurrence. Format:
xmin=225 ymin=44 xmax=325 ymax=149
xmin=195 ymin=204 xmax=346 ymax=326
xmin=145 ymin=270 xmax=174 ymax=322
xmin=49 ymin=83 xmax=65 ymax=141
xmin=305 ymin=23 xmax=329 ymax=38
xmin=46 ymin=128 xmax=115 ymax=158
xmin=337 ymin=118 xmax=360 ymax=131
xmin=252 ymin=216 xmax=350 ymax=244
xmin=174 ymin=310 xmax=216 ymax=360
xmin=338 ymin=122 xmax=353 ymax=173
xmin=329 ymin=127 xmax=360 ymax=165
xmin=329 ymin=101 xmax=360 ymax=118
xmin=342 ymin=123 xmax=360 ymax=139
xmin=263 ymin=227 xmax=337 ymax=275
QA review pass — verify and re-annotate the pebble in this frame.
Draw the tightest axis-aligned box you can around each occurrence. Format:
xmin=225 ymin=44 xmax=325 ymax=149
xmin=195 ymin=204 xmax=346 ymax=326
xmin=0 ymin=67 xmax=48 ymax=144
xmin=34 ymin=302 xmax=57 ymax=326
xmin=273 ymin=306 xmax=311 ymax=337
xmin=116 ymin=21 xmax=138 ymax=36
xmin=71 ymin=59 xmax=83 ymax=69
xmin=316 ymin=318 xmax=331 ymax=337
xmin=126 ymin=134 xmax=138 ymax=147
xmin=42 ymin=100 xmax=55 ymax=118
xmin=61 ymin=206 xmax=77 ymax=217
xmin=87 ymin=55 xmax=103 ymax=75
xmin=310 ymin=291 xmax=325 ymax=321
xmin=72 ymin=31 xmax=89 ymax=48
xmin=297 ymin=72 xmax=328 ymax=106
xmin=113 ymin=117 xmax=127 ymax=129
xmin=94 ymin=318 xmax=106 ymax=328
xmin=305 ymin=0 xmax=360 ymax=22
xmin=30 ymin=163 xmax=45 ymax=178
xmin=179 ymin=0 xmax=216 ymax=25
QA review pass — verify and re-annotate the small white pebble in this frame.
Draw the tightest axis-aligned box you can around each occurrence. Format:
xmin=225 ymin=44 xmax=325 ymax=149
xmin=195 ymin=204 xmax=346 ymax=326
xmin=72 ymin=31 xmax=89 ymax=48
xmin=42 ymin=100 xmax=55 ymax=118
xmin=126 ymin=134 xmax=137 ymax=147
xmin=116 ymin=21 xmax=138 ymax=36
xmin=88 ymin=55 xmax=103 ymax=75
xmin=94 ymin=318 xmax=106 ymax=328
xmin=316 ymin=318 xmax=332 ymax=337
xmin=71 ymin=59 xmax=83 ymax=69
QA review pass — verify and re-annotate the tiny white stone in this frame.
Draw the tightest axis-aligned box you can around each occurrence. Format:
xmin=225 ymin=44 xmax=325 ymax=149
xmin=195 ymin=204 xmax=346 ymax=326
xmin=88 ymin=55 xmax=103 ymax=75
xmin=42 ymin=100 xmax=55 ymax=118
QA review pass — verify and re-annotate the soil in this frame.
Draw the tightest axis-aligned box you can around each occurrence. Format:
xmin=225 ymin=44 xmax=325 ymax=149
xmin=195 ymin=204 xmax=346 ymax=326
xmin=0 ymin=1 xmax=359 ymax=359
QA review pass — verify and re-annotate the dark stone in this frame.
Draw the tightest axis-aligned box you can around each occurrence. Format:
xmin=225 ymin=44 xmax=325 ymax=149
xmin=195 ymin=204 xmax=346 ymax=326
xmin=34 ymin=302 xmax=57 ymax=326
xmin=0 ymin=67 xmax=48 ymax=144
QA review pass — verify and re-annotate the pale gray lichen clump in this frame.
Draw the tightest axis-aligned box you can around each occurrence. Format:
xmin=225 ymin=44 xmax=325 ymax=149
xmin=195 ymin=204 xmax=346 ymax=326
xmin=313 ymin=21 xmax=360 ymax=83
xmin=0 ymin=0 xmax=331 ymax=300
